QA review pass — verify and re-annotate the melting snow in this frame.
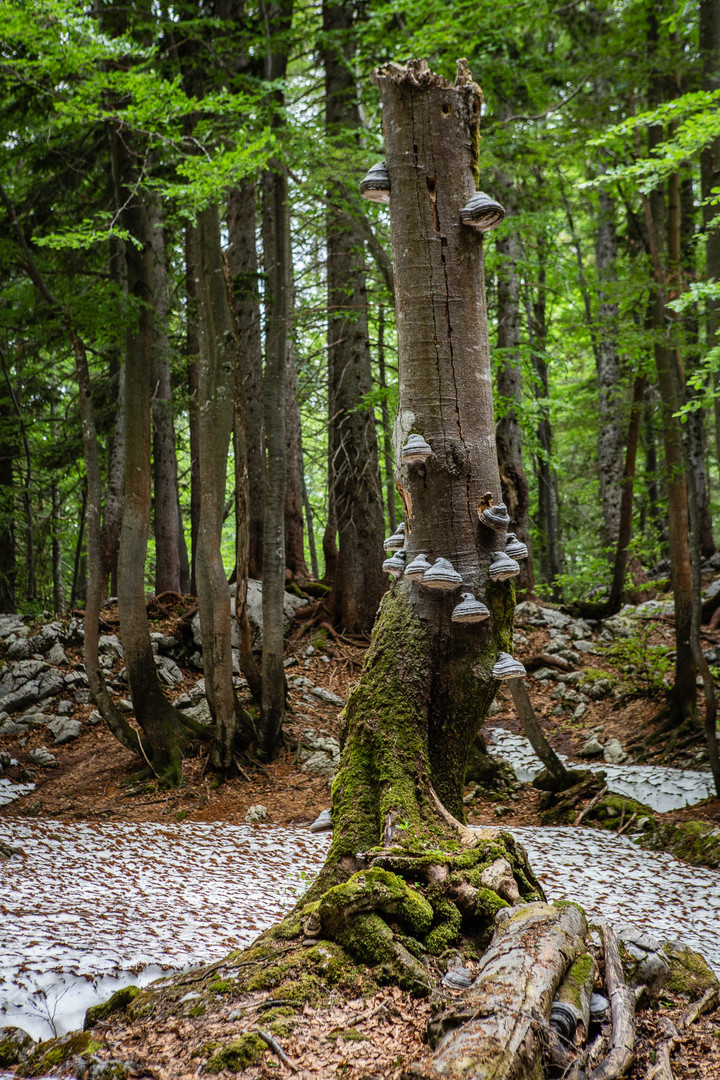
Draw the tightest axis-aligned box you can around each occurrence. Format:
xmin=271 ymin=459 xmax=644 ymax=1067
xmin=0 ymin=819 xmax=329 ymax=1040
xmin=509 ymin=826 xmax=720 ymax=974
xmin=1 ymin=813 xmax=718 ymax=1051
xmin=487 ymin=726 xmax=715 ymax=811
xmin=0 ymin=777 xmax=35 ymax=808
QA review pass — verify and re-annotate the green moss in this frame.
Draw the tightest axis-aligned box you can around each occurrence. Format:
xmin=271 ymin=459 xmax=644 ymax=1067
xmin=642 ymin=821 xmax=720 ymax=870
xmin=327 ymin=1027 xmax=367 ymax=1043
xmin=663 ymin=942 xmax=720 ymax=997
xmin=204 ymin=1033 xmax=266 ymax=1074
xmin=0 ymin=1028 xmax=33 ymax=1068
xmin=267 ymin=1019 xmax=295 ymax=1038
xmin=319 ymin=868 xmax=433 ymax=943
xmin=84 ymin=984 xmax=140 ymax=1029
xmin=187 ymin=1005 xmax=206 ymax=1017
xmin=21 ymin=1031 xmax=100 ymax=1078
xmin=556 ymin=953 xmax=595 ymax=1013
xmin=208 ymin=979 xmax=233 ymax=994
xmin=424 ymin=899 xmax=462 ymax=955
xmin=472 ymin=887 xmax=509 ymax=922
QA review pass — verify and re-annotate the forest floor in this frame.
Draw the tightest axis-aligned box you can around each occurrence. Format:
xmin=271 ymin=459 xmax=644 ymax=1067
xmin=1 ymin=596 xmax=720 ymax=1077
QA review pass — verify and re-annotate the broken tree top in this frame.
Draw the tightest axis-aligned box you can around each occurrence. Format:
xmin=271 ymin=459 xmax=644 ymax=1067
xmin=372 ymin=57 xmax=482 ymax=99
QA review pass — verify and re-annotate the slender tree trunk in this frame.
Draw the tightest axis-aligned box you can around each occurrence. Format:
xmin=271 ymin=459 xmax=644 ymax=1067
xmin=284 ymin=334 xmax=308 ymax=579
xmin=148 ymin=194 xmax=182 ymax=594
xmin=186 ymin=226 xmax=201 ymax=597
xmin=0 ymin=376 xmax=16 ymax=614
xmin=50 ymin=423 xmax=65 ymax=616
xmin=227 ymin=181 xmax=265 ymax=580
xmin=377 ymin=305 xmax=397 ymax=534
xmin=494 ymin=174 xmax=534 ymax=594
xmin=260 ymin=162 xmax=290 ymax=757
xmin=323 ymin=0 xmax=386 ymax=633
xmin=700 ymin=0 xmax=720 ymax=486
xmin=299 ymin=430 xmax=320 ymax=579
xmin=607 ymin=375 xmax=647 ymax=613
xmin=192 ymin=205 xmax=251 ymax=770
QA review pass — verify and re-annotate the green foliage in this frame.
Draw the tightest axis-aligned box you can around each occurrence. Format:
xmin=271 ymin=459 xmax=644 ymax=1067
xmin=596 ymin=626 xmax=673 ymax=698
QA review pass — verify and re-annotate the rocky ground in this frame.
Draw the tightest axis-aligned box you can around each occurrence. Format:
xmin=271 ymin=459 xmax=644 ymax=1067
xmin=1 ymin=584 xmax=720 ymax=1077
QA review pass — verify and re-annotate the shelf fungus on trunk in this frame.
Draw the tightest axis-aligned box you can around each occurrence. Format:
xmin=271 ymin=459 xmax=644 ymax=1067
xmin=488 ymin=550 xmax=521 ymax=580
xmin=451 ymin=592 xmax=491 ymax=623
xmin=359 ymin=161 xmax=391 ymax=204
xmin=400 ymin=433 xmax=432 ymax=465
xmin=479 ymin=499 xmax=511 ymax=531
xmin=420 ymin=557 xmax=463 ymax=590
xmin=383 ymin=521 xmax=406 ymax=551
xmin=505 ymin=532 xmax=529 ymax=561
xmin=382 ymin=550 xmax=406 ymax=576
xmin=459 ymin=191 xmax=505 ymax=231
xmin=492 ymin=651 xmax=527 ymax=680
xmin=404 ymin=552 xmax=432 ymax=580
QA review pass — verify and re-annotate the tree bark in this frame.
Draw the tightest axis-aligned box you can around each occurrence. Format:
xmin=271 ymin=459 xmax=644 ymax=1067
xmin=323 ymin=0 xmax=387 ymax=633
xmin=700 ymin=0 xmax=720 ymax=488
xmin=227 ymin=181 xmax=265 ymax=580
xmin=494 ymin=174 xmax=534 ymax=594
xmin=0 ymin=366 xmax=16 ymax=614
xmin=148 ymin=193 xmax=182 ymax=595
xmin=284 ymin=333 xmax=308 ymax=580
xmin=186 ymin=226 xmax=201 ymax=597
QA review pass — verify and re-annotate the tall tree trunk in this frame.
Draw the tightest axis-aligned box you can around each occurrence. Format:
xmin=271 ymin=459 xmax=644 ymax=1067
xmin=192 ymin=205 xmax=250 ymax=770
xmin=50 ymin=422 xmax=65 ymax=616
xmin=323 ymin=0 xmax=386 ymax=633
xmin=700 ymin=0 xmax=720 ymax=486
xmin=227 ymin=181 xmax=265 ymax=580
xmin=525 ymin=238 xmax=563 ymax=592
xmin=0 ymin=373 xmax=16 ymax=614
xmin=186 ymin=226 xmax=201 ymax=597
xmin=377 ymin=305 xmax=397 ymax=534
xmin=284 ymin=334 xmax=308 ymax=579
xmin=494 ymin=174 xmax=534 ymax=594
xmin=260 ymin=161 xmax=290 ymax=757
xmin=148 ymin=194 xmax=182 ymax=595
xmin=115 ymin=139 xmax=195 ymax=783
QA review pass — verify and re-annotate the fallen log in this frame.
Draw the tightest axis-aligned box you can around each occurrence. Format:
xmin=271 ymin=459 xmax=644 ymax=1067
xmin=426 ymin=901 xmax=588 ymax=1079
xmin=589 ymin=924 xmax=635 ymax=1079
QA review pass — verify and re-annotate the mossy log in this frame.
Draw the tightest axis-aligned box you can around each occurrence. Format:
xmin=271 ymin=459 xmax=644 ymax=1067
xmin=424 ymin=901 xmax=588 ymax=1079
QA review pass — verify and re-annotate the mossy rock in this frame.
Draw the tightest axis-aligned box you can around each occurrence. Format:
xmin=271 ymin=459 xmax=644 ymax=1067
xmin=0 ymin=1027 xmax=34 ymax=1068
xmin=20 ymin=1030 xmax=101 ymax=1078
xmin=663 ymin=941 xmax=720 ymax=997
xmin=204 ymin=1032 xmax=266 ymax=1073
xmin=84 ymin=985 xmax=141 ymax=1029
xmin=642 ymin=820 xmax=720 ymax=870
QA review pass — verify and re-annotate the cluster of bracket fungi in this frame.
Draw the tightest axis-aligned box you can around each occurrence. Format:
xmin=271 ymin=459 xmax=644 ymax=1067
xmin=361 ymin=160 xmax=526 ymax=682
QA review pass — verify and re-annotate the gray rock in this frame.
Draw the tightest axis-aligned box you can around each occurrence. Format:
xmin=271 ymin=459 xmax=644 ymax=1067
xmin=87 ymin=710 xmax=103 ymax=726
xmin=0 ymin=719 xmax=23 ymax=737
xmin=572 ymin=703 xmax=587 ymax=721
xmin=179 ymin=699 xmax=213 ymax=728
xmin=173 ymin=693 xmax=193 ymax=709
xmin=189 ymin=679 xmax=206 ymax=702
xmin=118 ymin=698 xmax=133 ymax=713
xmin=0 ymin=665 xmax=64 ymax=713
xmin=98 ymin=634 xmax=124 ymax=659
xmin=20 ymin=710 xmax=48 ymax=728
xmin=47 ymin=717 xmax=83 ymax=745
xmin=442 ymin=968 xmax=473 ymax=990
xmin=617 ymin=927 xmax=670 ymax=995
xmin=603 ymin=737 xmax=627 ymax=764
xmin=245 ymin=804 xmax=268 ymax=823
xmin=703 ymin=578 xmax=720 ymax=602
xmin=311 ymin=686 xmax=345 ymax=707
xmin=155 ymin=655 xmax=184 ymax=687
xmin=539 ymin=607 xmax=571 ymax=630
xmin=531 ymin=668 xmax=556 ymax=682
xmin=32 ymin=623 xmax=63 ymax=652
xmin=0 ymin=1026 xmax=33 ymax=1065
xmin=150 ymin=632 xmax=178 ymax=653
xmin=46 ymin=641 xmax=68 ymax=666
xmin=191 ymin=580 xmax=306 ymax=653
xmin=6 ymin=636 xmax=33 ymax=661
xmin=300 ymin=751 xmax=336 ymax=777
xmin=300 ymin=731 xmax=340 ymax=759
xmin=514 ymin=600 xmax=540 ymax=625
xmin=574 ymin=640 xmax=596 ymax=654
xmin=74 ymin=689 xmax=91 ymax=704
xmin=579 ymin=736 xmax=604 ymax=758
xmin=309 ymin=808 xmax=333 ymax=833
xmin=586 ymin=678 xmax=613 ymax=700
xmin=57 ymin=699 xmax=74 ymax=716
xmin=64 ymin=669 xmax=89 ymax=688
xmin=0 ymin=615 xmax=25 ymax=640
xmin=28 ymin=745 xmax=57 ymax=767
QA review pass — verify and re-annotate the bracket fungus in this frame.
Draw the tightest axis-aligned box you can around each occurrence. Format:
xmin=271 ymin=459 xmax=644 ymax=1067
xmin=488 ymin=550 xmax=521 ymax=581
xmin=505 ymin=532 xmax=528 ymax=561
xmin=400 ymin=433 xmax=432 ymax=465
xmin=491 ymin=652 xmax=527 ymax=680
xmin=420 ymin=557 xmax=463 ymax=590
xmin=459 ymin=191 xmax=505 ymax=231
xmin=404 ymin=553 xmax=432 ymax=581
xmin=451 ymin=592 xmax=491 ymax=623
xmin=382 ymin=550 xmax=407 ymax=577
xmin=479 ymin=500 xmax=511 ymax=531
xmin=383 ymin=522 xmax=406 ymax=552
xmin=359 ymin=161 xmax=391 ymax=204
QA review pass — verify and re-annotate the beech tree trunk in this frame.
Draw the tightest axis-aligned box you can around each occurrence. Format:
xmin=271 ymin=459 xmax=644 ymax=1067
xmin=192 ymin=206 xmax=248 ymax=771
xmin=700 ymin=0 xmax=720 ymax=486
xmin=494 ymin=173 xmax=534 ymax=594
xmin=148 ymin=194 xmax=182 ymax=595
xmin=285 ymin=333 xmax=308 ymax=580
xmin=0 ymin=373 xmax=16 ymax=613
xmin=227 ymin=181 xmax=265 ymax=581
xmin=323 ymin=0 xmax=387 ymax=633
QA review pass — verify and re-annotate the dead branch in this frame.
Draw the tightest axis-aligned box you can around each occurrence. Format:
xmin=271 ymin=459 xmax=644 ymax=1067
xmin=589 ymin=924 xmax=635 ymax=1079
xmin=574 ymin=784 xmax=609 ymax=826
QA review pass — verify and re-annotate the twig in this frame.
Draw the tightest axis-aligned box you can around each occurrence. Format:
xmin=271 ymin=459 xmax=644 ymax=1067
xmin=574 ymin=785 xmax=608 ymax=826
xmin=589 ymin=924 xmax=635 ymax=1079
xmin=617 ymin=810 xmax=638 ymax=837
xmin=257 ymin=1029 xmax=297 ymax=1071
xmin=681 ymin=986 xmax=719 ymax=1027
xmin=233 ymin=755 xmax=252 ymax=782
